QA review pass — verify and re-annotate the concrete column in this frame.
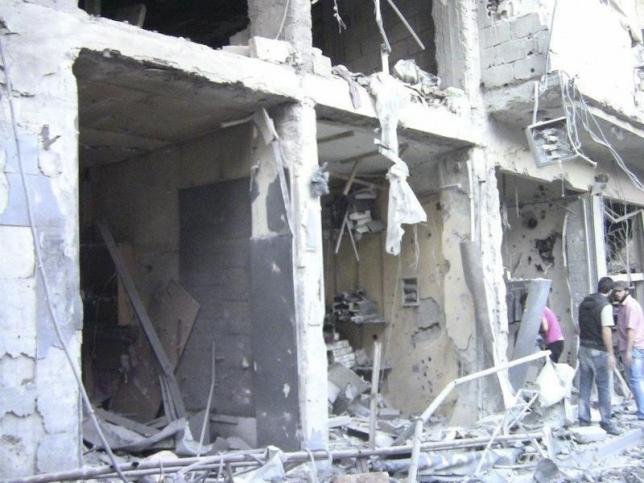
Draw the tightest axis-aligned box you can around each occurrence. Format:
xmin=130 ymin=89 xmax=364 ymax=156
xmin=248 ymin=0 xmax=326 ymax=451
xmin=434 ymin=0 xmax=514 ymax=418
xmin=279 ymin=101 xmax=328 ymax=450
xmin=248 ymin=0 xmax=314 ymax=70
xmin=433 ymin=0 xmax=482 ymax=103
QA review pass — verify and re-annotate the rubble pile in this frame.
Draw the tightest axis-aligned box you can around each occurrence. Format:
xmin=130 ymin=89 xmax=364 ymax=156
xmin=23 ymin=358 xmax=644 ymax=483
xmin=332 ymin=289 xmax=386 ymax=325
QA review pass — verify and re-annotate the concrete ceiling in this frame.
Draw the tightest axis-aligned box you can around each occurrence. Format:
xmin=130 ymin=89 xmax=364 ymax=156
xmin=76 ymin=50 xmax=464 ymax=176
xmin=75 ymin=50 xmax=276 ymax=167
xmin=317 ymin=120 xmax=456 ymax=177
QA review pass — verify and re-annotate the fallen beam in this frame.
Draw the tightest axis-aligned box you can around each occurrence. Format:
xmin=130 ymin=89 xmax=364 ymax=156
xmin=97 ymin=221 xmax=186 ymax=418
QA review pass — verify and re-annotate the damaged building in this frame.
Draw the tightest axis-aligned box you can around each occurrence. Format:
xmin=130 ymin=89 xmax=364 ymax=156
xmin=1 ymin=0 xmax=643 ymax=481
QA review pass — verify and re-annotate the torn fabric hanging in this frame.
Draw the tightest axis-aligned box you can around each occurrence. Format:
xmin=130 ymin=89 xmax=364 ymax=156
xmin=386 ymin=158 xmax=426 ymax=255
xmin=367 ymin=71 xmax=427 ymax=255
xmin=252 ymin=108 xmax=294 ymax=234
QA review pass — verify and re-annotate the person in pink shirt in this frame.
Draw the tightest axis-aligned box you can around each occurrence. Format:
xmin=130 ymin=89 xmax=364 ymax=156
xmin=613 ymin=281 xmax=644 ymax=420
xmin=541 ymin=305 xmax=564 ymax=362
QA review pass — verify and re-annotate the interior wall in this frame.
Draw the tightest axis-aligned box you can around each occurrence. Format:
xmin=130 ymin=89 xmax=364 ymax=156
xmin=88 ymin=123 xmax=254 ymax=415
xmin=325 ymin=177 xmax=460 ymax=415
xmin=312 ymin=0 xmax=437 ymax=75
xmin=90 ymin=123 xmax=252 ymax=307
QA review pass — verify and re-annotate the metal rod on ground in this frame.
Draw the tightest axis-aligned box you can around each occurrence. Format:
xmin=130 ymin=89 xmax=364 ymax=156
xmin=369 ymin=341 xmax=383 ymax=449
xmin=16 ymin=433 xmax=545 ymax=483
xmin=384 ymin=0 xmax=425 ymax=50
xmin=405 ymin=351 xmax=550 ymax=483
xmin=197 ymin=343 xmax=216 ymax=456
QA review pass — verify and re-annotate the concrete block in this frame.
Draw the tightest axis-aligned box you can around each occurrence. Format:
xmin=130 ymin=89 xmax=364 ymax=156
xmin=511 ymin=13 xmax=547 ymax=39
xmin=482 ymin=63 xmax=514 ymax=88
xmin=492 ymin=37 xmax=532 ymax=64
xmin=0 ymin=278 xmax=36 ymax=358
xmin=533 ymin=30 xmax=550 ymax=55
xmin=482 ymin=21 xmax=512 ymax=48
xmin=312 ymin=49 xmax=333 ymax=77
xmin=0 ymin=226 xmax=34 ymax=279
xmin=569 ymin=425 xmax=608 ymax=444
xmin=0 ymin=355 xmax=37 ymax=417
xmin=249 ymin=36 xmax=293 ymax=65
xmin=482 ymin=46 xmax=499 ymax=68
xmin=512 ymin=53 xmax=546 ymax=81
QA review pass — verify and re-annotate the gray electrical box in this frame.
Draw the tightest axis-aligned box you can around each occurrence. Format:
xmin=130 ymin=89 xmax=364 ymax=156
xmin=525 ymin=117 xmax=577 ymax=168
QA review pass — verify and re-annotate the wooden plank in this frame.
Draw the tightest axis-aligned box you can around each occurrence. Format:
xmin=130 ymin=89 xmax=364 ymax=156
xmin=97 ymin=221 xmax=186 ymax=418
xmin=149 ymin=280 xmax=200 ymax=370
xmin=117 ymin=242 xmax=135 ymax=326
xmin=94 ymin=408 xmax=160 ymax=438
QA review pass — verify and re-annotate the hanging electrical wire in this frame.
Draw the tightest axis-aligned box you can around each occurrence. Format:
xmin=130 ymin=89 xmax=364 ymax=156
xmin=559 ymin=71 xmax=644 ymax=193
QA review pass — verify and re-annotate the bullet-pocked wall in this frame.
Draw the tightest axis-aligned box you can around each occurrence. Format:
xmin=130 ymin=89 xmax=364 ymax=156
xmin=499 ymin=173 xmax=577 ymax=364
xmin=312 ymin=0 xmax=437 ymax=75
xmin=324 ymin=159 xmax=463 ymax=416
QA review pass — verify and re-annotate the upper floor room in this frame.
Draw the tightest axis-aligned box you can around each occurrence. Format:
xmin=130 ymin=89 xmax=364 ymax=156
xmin=480 ymin=0 xmax=644 ymax=121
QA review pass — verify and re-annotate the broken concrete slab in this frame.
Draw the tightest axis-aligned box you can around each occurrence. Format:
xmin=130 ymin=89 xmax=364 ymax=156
xmin=569 ymin=425 xmax=608 ymax=444
xmin=249 ymin=36 xmax=294 ymax=65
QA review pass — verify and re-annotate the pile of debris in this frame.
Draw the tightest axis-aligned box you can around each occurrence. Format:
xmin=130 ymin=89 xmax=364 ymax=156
xmin=21 ymin=353 xmax=644 ymax=483
xmin=327 ymin=337 xmax=358 ymax=368
xmin=332 ymin=289 xmax=386 ymax=325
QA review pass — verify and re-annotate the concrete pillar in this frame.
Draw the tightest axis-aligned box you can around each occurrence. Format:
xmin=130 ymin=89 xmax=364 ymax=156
xmin=434 ymin=1 xmax=514 ymax=418
xmin=248 ymin=0 xmax=327 ymax=450
xmin=248 ymin=0 xmax=314 ymax=70
xmin=0 ymin=5 xmax=82 ymax=477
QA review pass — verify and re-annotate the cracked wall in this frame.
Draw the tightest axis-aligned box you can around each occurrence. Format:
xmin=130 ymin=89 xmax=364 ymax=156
xmin=0 ymin=23 xmax=82 ymax=482
xmin=480 ymin=0 xmax=643 ymax=119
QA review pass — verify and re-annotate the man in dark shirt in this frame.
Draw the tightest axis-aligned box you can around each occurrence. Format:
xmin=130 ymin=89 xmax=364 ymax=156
xmin=577 ymin=276 xmax=620 ymax=435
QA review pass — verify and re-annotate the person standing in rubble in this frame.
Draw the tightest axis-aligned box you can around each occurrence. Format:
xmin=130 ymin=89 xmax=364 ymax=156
xmin=612 ymin=281 xmax=644 ymax=421
xmin=577 ymin=276 xmax=621 ymax=435
xmin=519 ymin=293 xmax=564 ymax=362
xmin=541 ymin=305 xmax=565 ymax=363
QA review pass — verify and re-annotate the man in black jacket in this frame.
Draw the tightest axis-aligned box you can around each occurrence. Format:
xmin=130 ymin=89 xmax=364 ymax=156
xmin=577 ymin=276 xmax=620 ymax=435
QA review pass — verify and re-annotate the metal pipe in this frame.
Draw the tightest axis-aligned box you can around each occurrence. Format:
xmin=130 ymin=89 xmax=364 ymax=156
xmin=405 ymin=351 xmax=550 ymax=482
xmin=369 ymin=341 xmax=383 ymax=449
xmin=13 ymin=433 xmax=544 ymax=483
xmin=384 ymin=0 xmax=425 ymax=50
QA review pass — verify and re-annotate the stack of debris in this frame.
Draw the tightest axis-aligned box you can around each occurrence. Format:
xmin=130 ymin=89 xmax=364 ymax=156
xmin=345 ymin=187 xmax=384 ymax=239
xmin=327 ymin=335 xmax=357 ymax=368
xmin=332 ymin=289 xmax=386 ymax=325
xmin=26 ymin=354 xmax=644 ymax=483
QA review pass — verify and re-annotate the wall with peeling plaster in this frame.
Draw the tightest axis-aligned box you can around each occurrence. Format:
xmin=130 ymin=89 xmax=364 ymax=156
xmin=0 ymin=1 xmax=87 ymax=477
